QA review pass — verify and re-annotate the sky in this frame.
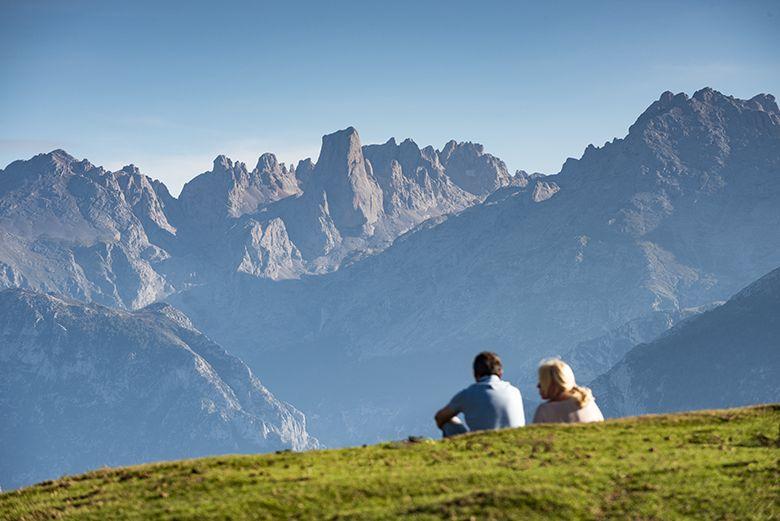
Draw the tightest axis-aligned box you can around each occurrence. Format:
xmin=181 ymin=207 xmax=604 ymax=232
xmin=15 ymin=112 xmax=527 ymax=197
xmin=1 ymin=0 xmax=778 ymax=195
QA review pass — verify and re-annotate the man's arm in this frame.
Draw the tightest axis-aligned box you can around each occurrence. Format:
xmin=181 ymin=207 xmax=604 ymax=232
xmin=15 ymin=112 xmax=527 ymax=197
xmin=434 ymin=405 xmax=458 ymax=429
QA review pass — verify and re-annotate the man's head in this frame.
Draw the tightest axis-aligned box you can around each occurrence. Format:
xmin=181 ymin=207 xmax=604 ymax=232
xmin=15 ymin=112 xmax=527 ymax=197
xmin=473 ymin=351 xmax=503 ymax=380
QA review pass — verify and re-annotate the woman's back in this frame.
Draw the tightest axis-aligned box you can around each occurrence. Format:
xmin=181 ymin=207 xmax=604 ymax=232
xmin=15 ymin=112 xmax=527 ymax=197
xmin=532 ymin=396 xmax=604 ymax=424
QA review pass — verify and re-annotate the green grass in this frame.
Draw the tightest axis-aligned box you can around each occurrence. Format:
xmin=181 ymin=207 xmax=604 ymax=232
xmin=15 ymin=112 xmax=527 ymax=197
xmin=2 ymin=405 xmax=779 ymax=520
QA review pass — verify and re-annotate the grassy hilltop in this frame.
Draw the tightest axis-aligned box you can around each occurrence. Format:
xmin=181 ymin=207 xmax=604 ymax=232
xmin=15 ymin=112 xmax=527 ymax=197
xmin=2 ymin=405 xmax=778 ymax=520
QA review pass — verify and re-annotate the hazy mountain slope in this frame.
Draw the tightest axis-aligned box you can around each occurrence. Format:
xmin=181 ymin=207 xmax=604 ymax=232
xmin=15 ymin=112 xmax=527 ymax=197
xmin=0 ymin=289 xmax=317 ymax=490
xmin=591 ymin=266 xmax=780 ymax=417
xmin=172 ymin=88 xmax=780 ymax=445
xmin=559 ymin=304 xmax=719 ymax=384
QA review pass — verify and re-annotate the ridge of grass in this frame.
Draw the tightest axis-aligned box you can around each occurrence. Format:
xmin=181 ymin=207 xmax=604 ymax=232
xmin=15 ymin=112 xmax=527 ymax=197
xmin=2 ymin=405 xmax=779 ymax=520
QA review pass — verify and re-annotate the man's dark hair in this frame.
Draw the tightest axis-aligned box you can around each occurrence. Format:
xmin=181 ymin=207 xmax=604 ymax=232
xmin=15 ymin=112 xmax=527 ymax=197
xmin=473 ymin=351 xmax=502 ymax=378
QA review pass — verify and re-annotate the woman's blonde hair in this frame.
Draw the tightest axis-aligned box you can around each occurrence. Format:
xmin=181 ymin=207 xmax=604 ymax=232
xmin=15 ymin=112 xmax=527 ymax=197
xmin=537 ymin=358 xmax=593 ymax=408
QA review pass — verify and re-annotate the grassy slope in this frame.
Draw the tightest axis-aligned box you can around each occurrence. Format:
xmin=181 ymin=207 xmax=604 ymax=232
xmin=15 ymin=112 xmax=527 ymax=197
xmin=2 ymin=405 xmax=778 ymax=521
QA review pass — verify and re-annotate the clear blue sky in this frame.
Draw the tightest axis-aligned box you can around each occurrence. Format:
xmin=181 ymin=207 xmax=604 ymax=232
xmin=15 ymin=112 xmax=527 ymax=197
xmin=1 ymin=0 xmax=778 ymax=195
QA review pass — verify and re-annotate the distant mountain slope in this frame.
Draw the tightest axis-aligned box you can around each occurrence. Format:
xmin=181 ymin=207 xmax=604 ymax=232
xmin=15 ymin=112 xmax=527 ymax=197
xmin=559 ymin=304 xmax=719 ymax=384
xmin=0 ymin=289 xmax=317 ymax=490
xmin=171 ymin=88 xmax=780 ymax=445
xmin=2 ymin=405 xmax=778 ymax=519
xmin=591 ymin=266 xmax=780 ymax=417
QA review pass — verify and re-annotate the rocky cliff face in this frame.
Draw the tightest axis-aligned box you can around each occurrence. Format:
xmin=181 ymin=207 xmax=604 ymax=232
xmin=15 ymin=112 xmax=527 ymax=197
xmin=438 ymin=139 xmax=514 ymax=196
xmin=0 ymin=289 xmax=317 ymax=490
xmin=363 ymin=138 xmax=477 ymax=233
xmin=179 ymin=153 xmax=299 ymax=224
xmin=0 ymin=151 xmax=173 ymax=309
xmin=590 ymin=266 xmax=780 ymax=418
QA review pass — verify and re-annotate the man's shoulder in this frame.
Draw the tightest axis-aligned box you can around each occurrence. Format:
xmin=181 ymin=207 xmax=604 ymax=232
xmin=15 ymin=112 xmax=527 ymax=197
xmin=495 ymin=380 xmax=522 ymax=394
xmin=475 ymin=379 xmax=523 ymax=396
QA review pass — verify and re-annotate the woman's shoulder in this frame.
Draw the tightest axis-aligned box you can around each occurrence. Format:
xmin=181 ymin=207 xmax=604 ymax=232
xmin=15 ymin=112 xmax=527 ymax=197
xmin=532 ymin=401 xmax=552 ymax=423
xmin=533 ymin=398 xmax=575 ymax=423
xmin=579 ymin=399 xmax=605 ymax=421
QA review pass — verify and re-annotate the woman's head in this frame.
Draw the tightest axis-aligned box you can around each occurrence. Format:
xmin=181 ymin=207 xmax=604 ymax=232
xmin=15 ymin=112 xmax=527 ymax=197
xmin=537 ymin=358 xmax=593 ymax=407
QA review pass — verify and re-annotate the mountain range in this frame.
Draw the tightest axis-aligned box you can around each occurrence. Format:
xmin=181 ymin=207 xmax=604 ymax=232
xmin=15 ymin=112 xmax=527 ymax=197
xmin=0 ymin=129 xmax=514 ymax=309
xmin=167 ymin=88 xmax=780 ymax=444
xmin=0 ymin=87 xmax=778 ymax=480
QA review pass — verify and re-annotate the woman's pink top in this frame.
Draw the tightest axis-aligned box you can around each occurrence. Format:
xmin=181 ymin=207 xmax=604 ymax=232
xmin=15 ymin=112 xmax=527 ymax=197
xmin=532 ymin=397 xmax=604 ymax=424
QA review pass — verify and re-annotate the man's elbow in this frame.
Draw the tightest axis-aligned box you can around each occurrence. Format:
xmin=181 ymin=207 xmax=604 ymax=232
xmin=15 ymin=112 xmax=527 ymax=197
xmin=434 ymin=407 xmax=453 ymax=428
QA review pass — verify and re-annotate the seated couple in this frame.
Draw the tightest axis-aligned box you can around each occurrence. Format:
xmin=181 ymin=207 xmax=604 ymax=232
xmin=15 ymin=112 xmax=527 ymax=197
xmin=434 ymin=351 xmax=603 ymax=437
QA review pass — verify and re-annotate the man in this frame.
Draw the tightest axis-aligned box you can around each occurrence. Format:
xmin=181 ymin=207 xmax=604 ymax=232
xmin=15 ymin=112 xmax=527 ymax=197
xmin=434 ymin=351 xmax=525 ymax=437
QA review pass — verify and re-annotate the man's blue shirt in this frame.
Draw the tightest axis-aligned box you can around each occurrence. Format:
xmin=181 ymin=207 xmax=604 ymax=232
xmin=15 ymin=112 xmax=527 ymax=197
xmin=447 ymin=375 xmax=525 ymax=431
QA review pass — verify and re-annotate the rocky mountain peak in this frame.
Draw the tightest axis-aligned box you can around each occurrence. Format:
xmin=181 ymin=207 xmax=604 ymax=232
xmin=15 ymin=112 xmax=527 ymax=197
xmin=749 ymin=93 xmax=779 ymax=114
xmin=212 ymin=154 xmax=236 ymax=172
xmin=295 ymin=158 xmax=315 ymax=188
xmin=30 ymin=149 xmax=97 ymax=177
xmin=256 ymin=152 xmax=280 ymax=172
xmin=561 ymin=87 xmax=780 ymax=195
xmin=309 ymin=127 xmax=382 ymax=234
xmin=179 ymin=150 xmax=298 ymax=224
xmin=692 ymin=86 xmax=717 ymax=102
xmin=117 ymin=164 xmax=142 ymax=176
xmin=46 ymin=148 xmax=76 ymax=163
xmin=437 ymin=139 xmax=511 ymax=197
xmin=0 ymin=288 xmax=318 ymax=489
xmin=315 ymin=126 xmax=363 ymax=170
xmin=420 ymin=145 xmax=438 ymax=162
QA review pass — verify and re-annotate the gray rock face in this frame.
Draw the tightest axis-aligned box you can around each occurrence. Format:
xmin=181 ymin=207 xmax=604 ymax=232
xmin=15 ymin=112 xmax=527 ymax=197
xmin=170 ymin=88 xmax=780 ymax=445
xmin=234 ymin=218 xmax=304 ymax=279
xmin=0 ymin=151 xmax=173 ymax=309
xmin=363 ymin=138 xmax=477 ymax=234
xmin=0 ymin=288 xmax=317 ymax=490
xmin=438 ymin=140 xmax=514 ymax=196
xmin=179 ymin=153 xmax=299 ymax=223
xmin=307 ymin=127 xmax=383 ymax=234
xmin=590 ymin=266 xmax=780 ymax=418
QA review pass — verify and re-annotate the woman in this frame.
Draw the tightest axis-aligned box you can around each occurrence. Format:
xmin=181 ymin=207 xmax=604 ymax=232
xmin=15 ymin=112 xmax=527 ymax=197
xmin=532 ymin=358 xmax=604 ymax=424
